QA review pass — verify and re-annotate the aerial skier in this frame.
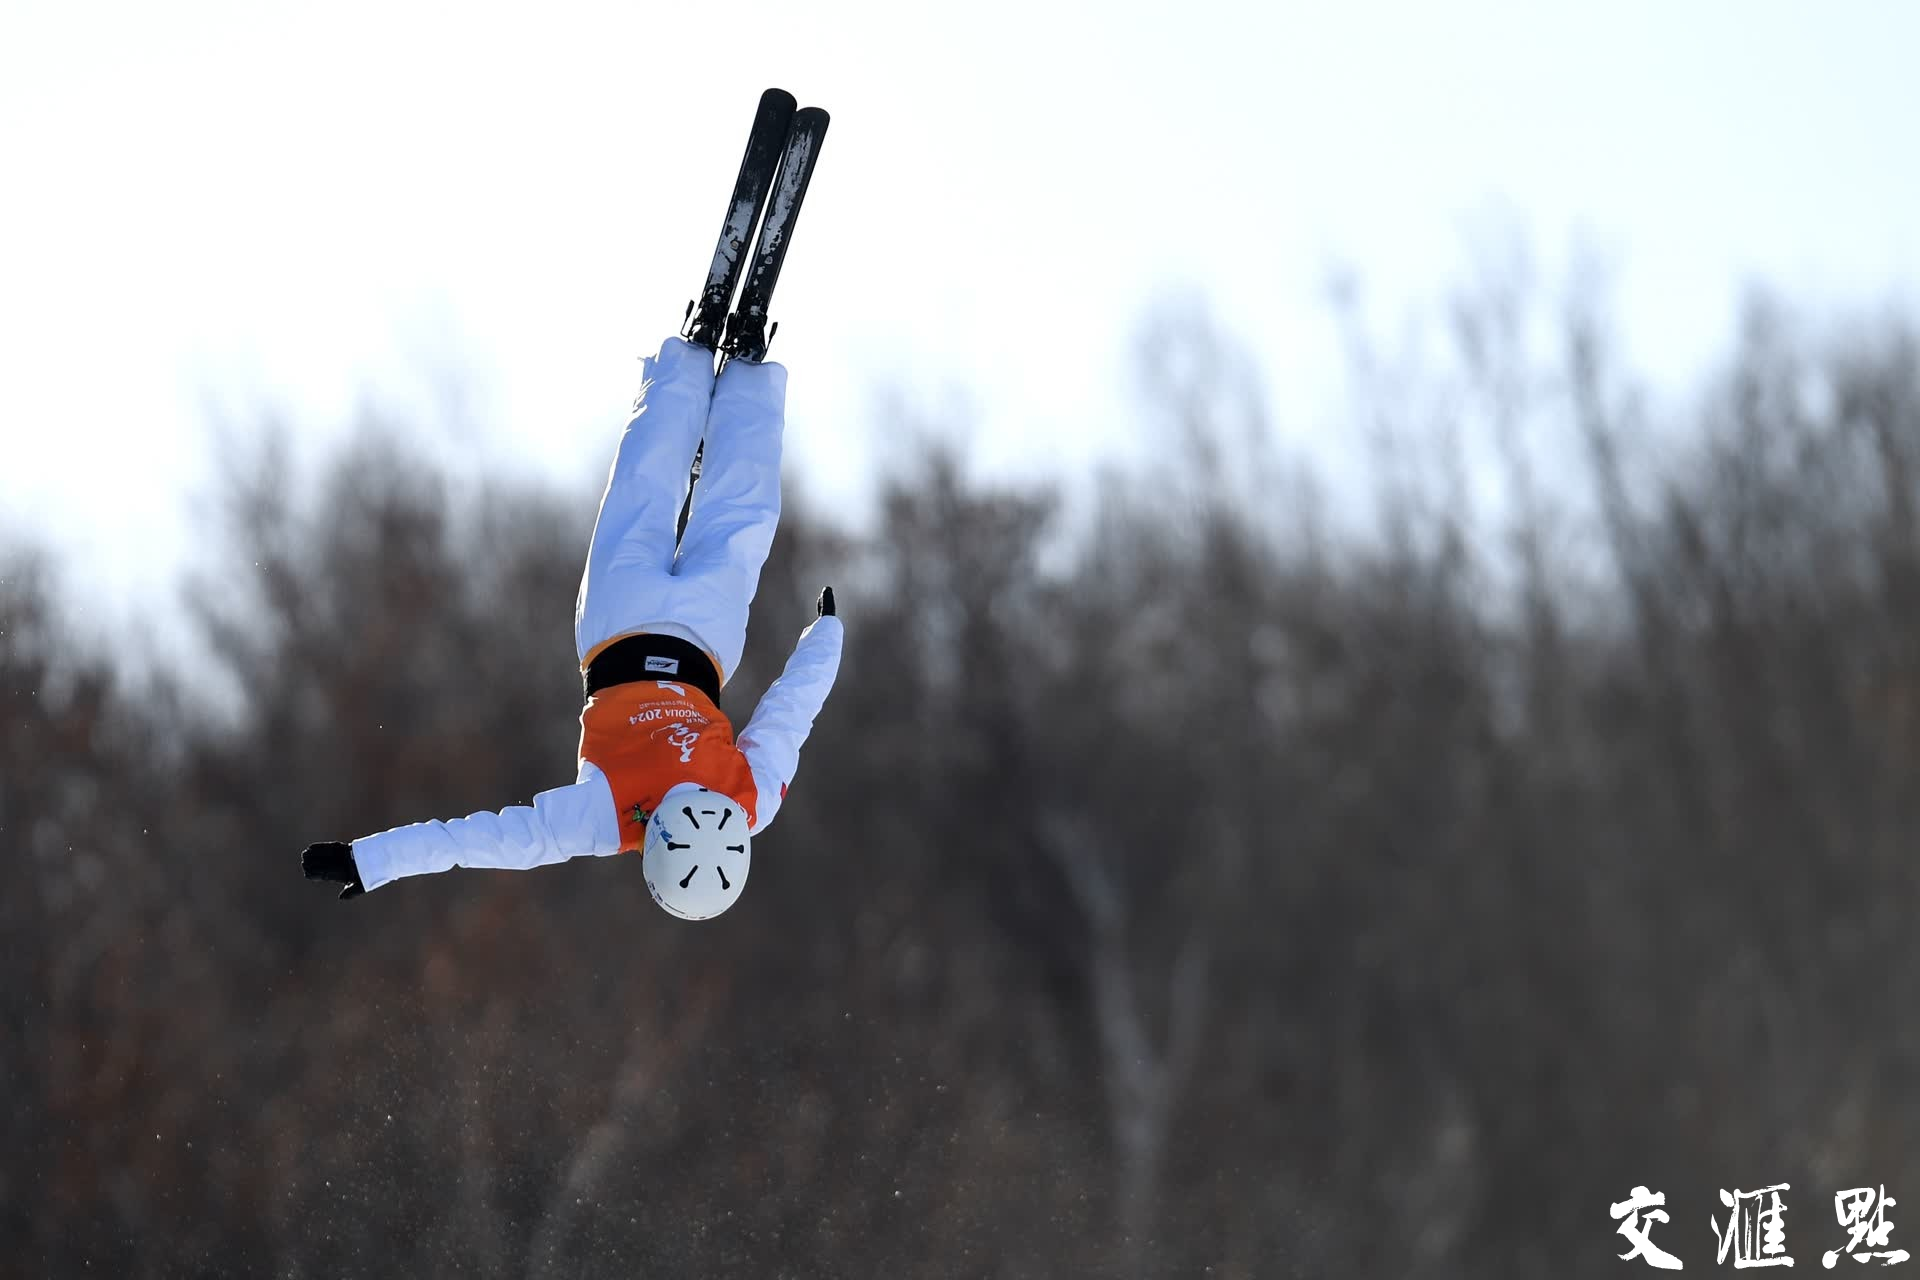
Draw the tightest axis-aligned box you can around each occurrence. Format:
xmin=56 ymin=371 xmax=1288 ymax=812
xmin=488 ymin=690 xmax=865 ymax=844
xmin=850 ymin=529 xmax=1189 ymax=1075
xmin=300 ymin=91 xmax=839 ymax=920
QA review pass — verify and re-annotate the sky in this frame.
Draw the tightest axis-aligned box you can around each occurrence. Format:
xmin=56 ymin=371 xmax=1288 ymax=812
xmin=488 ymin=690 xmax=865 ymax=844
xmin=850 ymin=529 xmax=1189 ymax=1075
xmin=3 ymin=0 xmax=1918 ymax=647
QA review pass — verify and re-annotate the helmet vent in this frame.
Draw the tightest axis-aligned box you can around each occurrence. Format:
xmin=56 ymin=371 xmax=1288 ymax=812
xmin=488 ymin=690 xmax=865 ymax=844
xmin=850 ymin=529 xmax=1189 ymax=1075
xmin=716 ymin=809 xmax=731 ymax=830
xmin=682 ymin=807 xmax=701 ymax=829
xmin=725 ymin=844 xmax=745 ymax=855
xmin=717 ymin=866 xmax=732 ymax=891
xmin=678 ymin=865 xmax=700 ymax=889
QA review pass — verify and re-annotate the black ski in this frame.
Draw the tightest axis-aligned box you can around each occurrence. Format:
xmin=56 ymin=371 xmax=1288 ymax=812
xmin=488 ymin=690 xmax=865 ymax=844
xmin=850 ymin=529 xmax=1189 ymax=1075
xmin=675 ymin=93 xmax=830 ymax=547
xmin=682 ymin=88 xmax=797 ymax=352
xmin=722 ymin=106 xmax=831 ymax=363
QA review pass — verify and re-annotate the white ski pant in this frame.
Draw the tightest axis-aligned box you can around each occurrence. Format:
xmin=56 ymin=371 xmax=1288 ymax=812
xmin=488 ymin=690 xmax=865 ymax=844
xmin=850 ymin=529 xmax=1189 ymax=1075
xmin=575 ymin=336 xmax=787 ymax=685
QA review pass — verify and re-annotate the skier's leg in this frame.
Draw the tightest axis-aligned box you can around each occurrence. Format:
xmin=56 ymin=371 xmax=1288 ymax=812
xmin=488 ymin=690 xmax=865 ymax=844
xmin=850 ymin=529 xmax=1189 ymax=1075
xmin=669 ymin=355 xmax=787 ymax=683
xmin=575 ymin=337 xmax=716 ymax=665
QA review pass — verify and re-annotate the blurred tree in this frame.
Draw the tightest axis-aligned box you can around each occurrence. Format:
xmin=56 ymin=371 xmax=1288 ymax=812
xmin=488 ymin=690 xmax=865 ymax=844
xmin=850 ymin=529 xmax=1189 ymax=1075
xmin=10 ymin=281 xmax=1920 ymax=1277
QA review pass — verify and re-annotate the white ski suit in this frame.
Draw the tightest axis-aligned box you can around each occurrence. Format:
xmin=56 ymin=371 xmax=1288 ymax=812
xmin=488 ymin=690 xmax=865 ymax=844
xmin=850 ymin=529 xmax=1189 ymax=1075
xmin=351 ymin=337 xmax=843 ymax=893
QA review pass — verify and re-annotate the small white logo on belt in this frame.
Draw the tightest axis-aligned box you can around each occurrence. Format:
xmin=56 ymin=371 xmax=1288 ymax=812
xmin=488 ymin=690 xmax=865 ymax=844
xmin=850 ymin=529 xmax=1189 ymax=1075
xmin=645 ymin=656 xmax=680 ymax=674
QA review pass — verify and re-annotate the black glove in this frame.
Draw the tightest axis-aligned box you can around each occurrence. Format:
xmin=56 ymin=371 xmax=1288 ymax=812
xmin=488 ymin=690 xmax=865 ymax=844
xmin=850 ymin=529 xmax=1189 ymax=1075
xmin=302 ymin=841 xmax=365 ymax=900
xmin=817 ymin=585 xmax=835 ymax=617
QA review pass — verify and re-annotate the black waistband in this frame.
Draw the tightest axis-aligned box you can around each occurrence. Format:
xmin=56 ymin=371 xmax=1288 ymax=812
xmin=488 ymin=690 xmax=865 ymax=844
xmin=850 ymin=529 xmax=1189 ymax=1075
xmin=583 ymin=633 xmax=722 ymax=703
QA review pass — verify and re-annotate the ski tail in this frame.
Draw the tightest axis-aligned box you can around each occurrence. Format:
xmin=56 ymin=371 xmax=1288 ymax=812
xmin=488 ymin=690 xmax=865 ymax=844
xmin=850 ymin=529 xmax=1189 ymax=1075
xmin=722 ymin=106 xmax=831 ymax=363
xmin=682 ymin=88 xmax=798 ymax=352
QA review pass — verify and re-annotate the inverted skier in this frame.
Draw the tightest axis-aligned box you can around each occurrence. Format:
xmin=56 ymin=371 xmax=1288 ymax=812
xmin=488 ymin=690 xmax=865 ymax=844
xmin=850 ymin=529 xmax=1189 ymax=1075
xmin=299 ymin=336 xmax=843 ymax=919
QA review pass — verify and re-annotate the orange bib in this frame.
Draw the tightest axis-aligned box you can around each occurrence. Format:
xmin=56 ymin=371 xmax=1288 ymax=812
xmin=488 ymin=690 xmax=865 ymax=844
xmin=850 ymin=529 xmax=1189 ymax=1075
xmin=578 ymin=680 xmax=760 ymax=851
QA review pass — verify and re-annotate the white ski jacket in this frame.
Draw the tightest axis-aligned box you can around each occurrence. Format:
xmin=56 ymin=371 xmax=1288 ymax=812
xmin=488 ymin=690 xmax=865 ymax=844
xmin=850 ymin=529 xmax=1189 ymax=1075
xmin=351 ymin=616 xmax=841 ymax=892
xmin=348 ymin=337 xmax=840 ymax=894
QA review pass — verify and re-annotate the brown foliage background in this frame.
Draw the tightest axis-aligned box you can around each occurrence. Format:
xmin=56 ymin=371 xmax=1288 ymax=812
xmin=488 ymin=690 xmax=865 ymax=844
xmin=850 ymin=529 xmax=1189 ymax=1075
xmin=7 ymin=286 xmax=1920 ymax=1277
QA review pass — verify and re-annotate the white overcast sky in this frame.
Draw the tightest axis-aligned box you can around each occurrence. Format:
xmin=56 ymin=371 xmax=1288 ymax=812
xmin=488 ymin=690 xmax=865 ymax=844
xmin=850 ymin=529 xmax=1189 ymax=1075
xmin=3 ymin=0 xmax=1918 ymax=642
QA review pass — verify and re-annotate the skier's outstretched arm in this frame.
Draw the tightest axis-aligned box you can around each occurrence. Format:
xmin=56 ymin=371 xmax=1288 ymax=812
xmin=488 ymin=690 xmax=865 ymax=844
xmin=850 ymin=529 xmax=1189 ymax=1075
xmin=304 ymin=773 xmax=621 ymax=897
xmin=738 ymin=588 xmax=844 ymax=835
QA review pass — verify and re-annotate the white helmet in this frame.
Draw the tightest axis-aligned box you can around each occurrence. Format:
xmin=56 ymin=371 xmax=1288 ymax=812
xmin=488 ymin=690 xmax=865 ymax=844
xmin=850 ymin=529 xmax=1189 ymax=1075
xmin=642 ymin=783 xmax=752 ymax=920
